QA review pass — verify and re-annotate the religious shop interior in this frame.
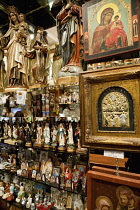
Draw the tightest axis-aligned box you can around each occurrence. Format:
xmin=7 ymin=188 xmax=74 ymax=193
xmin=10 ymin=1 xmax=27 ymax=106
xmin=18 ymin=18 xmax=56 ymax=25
xmin=0 ymin=0 xmax=140 ymax=210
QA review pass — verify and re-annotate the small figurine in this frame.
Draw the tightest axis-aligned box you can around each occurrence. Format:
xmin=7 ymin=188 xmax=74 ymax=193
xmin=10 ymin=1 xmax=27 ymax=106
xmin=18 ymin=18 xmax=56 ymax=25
xmin=16 ymin=186 xmax=25 ymax=203
xmin=45 ymin=158 xmax=53 ymax=183
xmin=3 ymin=122 xmax=8 ymax=139
xmin=51 ymin=125 xmax=58 ymax=150
xmin=72 ymin=168 xmax=80 ymax=191
xmin=34 ymin=123 xmax=43 ymax=147
xmin=43 ymin=122 xmax=50 ymax=148
xmin=26 ymin=193 xmax=33 ymax=208
xmin=64 ymin=166 xmax=72 ymax=188
xmin=75 ymin=126 xmax=88 ymax=154
xmin=67 ymin=122 xmax=75 ymax=152
xmin=7 ymin=124 xmax=12 ymax=139
xmin=57 ymin=123 xmax=66 ymax=151
xmin=21 ymin=197 xmax=27 ymax=206
xmin=18 ymin=125 xmax=25 ymax=142
xmin=2 ymin=182 xmax=10 ymax=199
xmin=7 ymin=184 xmax=14 ymax=201
xmin=30 ymin=122 xmax=36 ymax=141
xmin=25 ymin=123 xmax=32 ymax=147
xmin=12 ymin=125 xmax=18 ymax=140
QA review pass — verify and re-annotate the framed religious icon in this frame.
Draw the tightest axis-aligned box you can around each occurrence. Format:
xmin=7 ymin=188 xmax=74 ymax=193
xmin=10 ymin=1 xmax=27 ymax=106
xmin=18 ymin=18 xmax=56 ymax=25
xmin=32 ymin=170 xmax=37 ymax=179
xmin=82 ymin=0 xmax=140 ymax=61
xmin=87 ymin=166 xmax=140 ymax=210
xmin=80 ymin=64 xmax=140 ymax=151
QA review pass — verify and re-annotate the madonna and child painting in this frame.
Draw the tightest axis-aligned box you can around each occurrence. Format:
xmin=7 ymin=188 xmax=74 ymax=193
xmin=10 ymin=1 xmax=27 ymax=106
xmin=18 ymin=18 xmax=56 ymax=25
xmin=83 ymin=0 xmax=139 ymax=60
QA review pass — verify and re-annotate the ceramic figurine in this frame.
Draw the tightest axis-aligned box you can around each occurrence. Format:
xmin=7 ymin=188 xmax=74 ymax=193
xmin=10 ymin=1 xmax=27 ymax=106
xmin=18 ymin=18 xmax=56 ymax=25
xmin=2 ymin=182 xmax=10 ymax=199
xmin=12 ymin=125 xmax=18 ymax=140
xmin=57 ymin=123 xmax=66 ymax=151
xmin=72 ymin=168 xmax=80 ymax=191
xmin=25 ymin=123 xmax=32 ymax=147
xmin=34 ymin=123 xmax=43 ymax=147
xmin=3 ymin=122 xmax=8 ymax=139
xmin=65 ymin=166 xmax=72 ymax=188
xmin=7 ymin=124 xmax=12 ymax=139
xmin=18 ymin=125 xmax=25 ymax=142
xmin=26 ymin=193 xmax=33 ymax=208
xmin=43 ymin=122 xmax=50 ymax=148
xmin=75 ymin=126 xmax=87 ymax=154
xmin=16 ymin=186 xmax=25 ymax=203
xmin=45 ymin=158 xmax=53 ymax=182
xmin=67 ymin=122 xmax=75 ymax=152
xmin=51 ymin=125 xmax=58 ymax=150
xmin=7 ymin=184 xmax=14 ymax=201
xmin=30 ymin=122 xmax=36 ymax=141
xmin=21 ymin=197 xmax=27 ymax=206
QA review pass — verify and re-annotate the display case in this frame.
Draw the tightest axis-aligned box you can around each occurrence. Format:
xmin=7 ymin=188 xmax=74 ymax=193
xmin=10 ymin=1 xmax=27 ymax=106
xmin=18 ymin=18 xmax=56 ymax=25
xmin=0 ymin=83 xmax=88 ymax=209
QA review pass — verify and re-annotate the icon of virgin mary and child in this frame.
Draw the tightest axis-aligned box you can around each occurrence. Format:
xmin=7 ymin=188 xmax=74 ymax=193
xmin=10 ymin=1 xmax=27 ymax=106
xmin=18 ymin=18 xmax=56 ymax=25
xmin=92 ymin=7 xmax=128 ymax=54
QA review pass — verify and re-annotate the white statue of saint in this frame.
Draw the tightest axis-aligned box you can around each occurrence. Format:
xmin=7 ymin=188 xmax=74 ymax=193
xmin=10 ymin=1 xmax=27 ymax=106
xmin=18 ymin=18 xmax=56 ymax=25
xmin=58 ymin=123 xmax=66 ymax=147
xmin=13 ymin=125 xmax=18 ymax=139
xmin=51 ymin=126 xmax=57 ymax=146
xmin=67 ymin=123 xmax=74 ymax=145
xmin=36 ymin=123 xmax=42 ymax=144
xmin=44 ymin=123 xmax=50 ymax=147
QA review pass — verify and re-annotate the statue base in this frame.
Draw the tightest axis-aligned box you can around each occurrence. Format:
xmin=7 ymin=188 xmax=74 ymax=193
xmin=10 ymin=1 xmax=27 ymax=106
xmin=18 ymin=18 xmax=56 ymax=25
xmin=57 ymin=76 xmax=79 ymax=85
xmin=58 ymin=146 xmax=66 ymax=151
xmin=25 ymin=142 xmax=32 ymax=147
xmin=5 ymin=86 xmax=27 ymax=92
xmin=34 ymin=142 xmax=43 ymax=147
xmin=57 ymin=65 xmax=83 ymax=85
xmin=4 ymin=139 xmax=22 ymax=145
xmin=43 ymin=144 xmax=50 ymax=148
xmin=76 ymin=147 xmax=88 ymax=154
xmin=67 ymin=147 xmax=75 ymax=153
xmin=29 ymin=84 xmax=46 ymax=89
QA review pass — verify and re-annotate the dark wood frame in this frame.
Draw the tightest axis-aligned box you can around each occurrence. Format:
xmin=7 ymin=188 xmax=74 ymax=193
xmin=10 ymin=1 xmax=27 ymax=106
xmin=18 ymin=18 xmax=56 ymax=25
xmin=80 ymin=64 xmax=140 ymax=151
xmin=87 ymin=166 xmax=140 ymax=210
xmin=82 ymin=0 xmax=140 ymax=61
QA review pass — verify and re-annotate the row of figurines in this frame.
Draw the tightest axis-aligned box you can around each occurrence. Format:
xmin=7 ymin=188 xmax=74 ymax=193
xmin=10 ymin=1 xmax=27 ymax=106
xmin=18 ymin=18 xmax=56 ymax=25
xmin=0 ymin=154 xmax=87 ymax=194
xmin=58 ymin=90 xmax=79 ymax=104
xmin=17 ymin=162 xmax=87 ymax=194
xmin=87 ymin=57 xmax=140 ymax=71
xmin=0 ymin=173 xmax=86 ymax=209
xmin=1 ymin=121 xmax=87 ymax=153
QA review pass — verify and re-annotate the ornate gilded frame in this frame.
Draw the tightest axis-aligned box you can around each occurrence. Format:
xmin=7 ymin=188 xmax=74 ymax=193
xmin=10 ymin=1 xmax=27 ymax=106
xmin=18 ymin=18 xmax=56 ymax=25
xmin=82 ymin=0 xmax=140 ymax=61
xmin=80 ymin=64 xmax=140 ymax=151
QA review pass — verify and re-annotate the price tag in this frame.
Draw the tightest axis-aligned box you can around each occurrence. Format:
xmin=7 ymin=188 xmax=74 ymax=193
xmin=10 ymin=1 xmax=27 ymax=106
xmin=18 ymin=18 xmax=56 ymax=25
xmin=104 ymin=150 xmax=124 ymax=159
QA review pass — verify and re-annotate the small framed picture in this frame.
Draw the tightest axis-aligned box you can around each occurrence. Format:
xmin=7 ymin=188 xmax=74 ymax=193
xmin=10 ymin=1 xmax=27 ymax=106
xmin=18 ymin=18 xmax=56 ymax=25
xmin=21 ymin=169 xmax=28 ymax=177
xmin=39 ymin=151 xmax=48 ymax=163
xmin=36 ymin=172 xmax=42 ymax=181
xmin=50 ymin=167 xmax=60 ymax=185
xmin=32 ymin=161 xmax=40 ymax=171
xmin=32 ymin=170 xmax=37 ymax=179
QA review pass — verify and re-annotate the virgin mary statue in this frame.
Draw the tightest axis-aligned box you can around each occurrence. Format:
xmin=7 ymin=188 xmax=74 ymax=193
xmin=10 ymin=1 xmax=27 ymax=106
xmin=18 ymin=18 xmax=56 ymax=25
xmin=0 ymin=6 xmax=29 ymax=89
